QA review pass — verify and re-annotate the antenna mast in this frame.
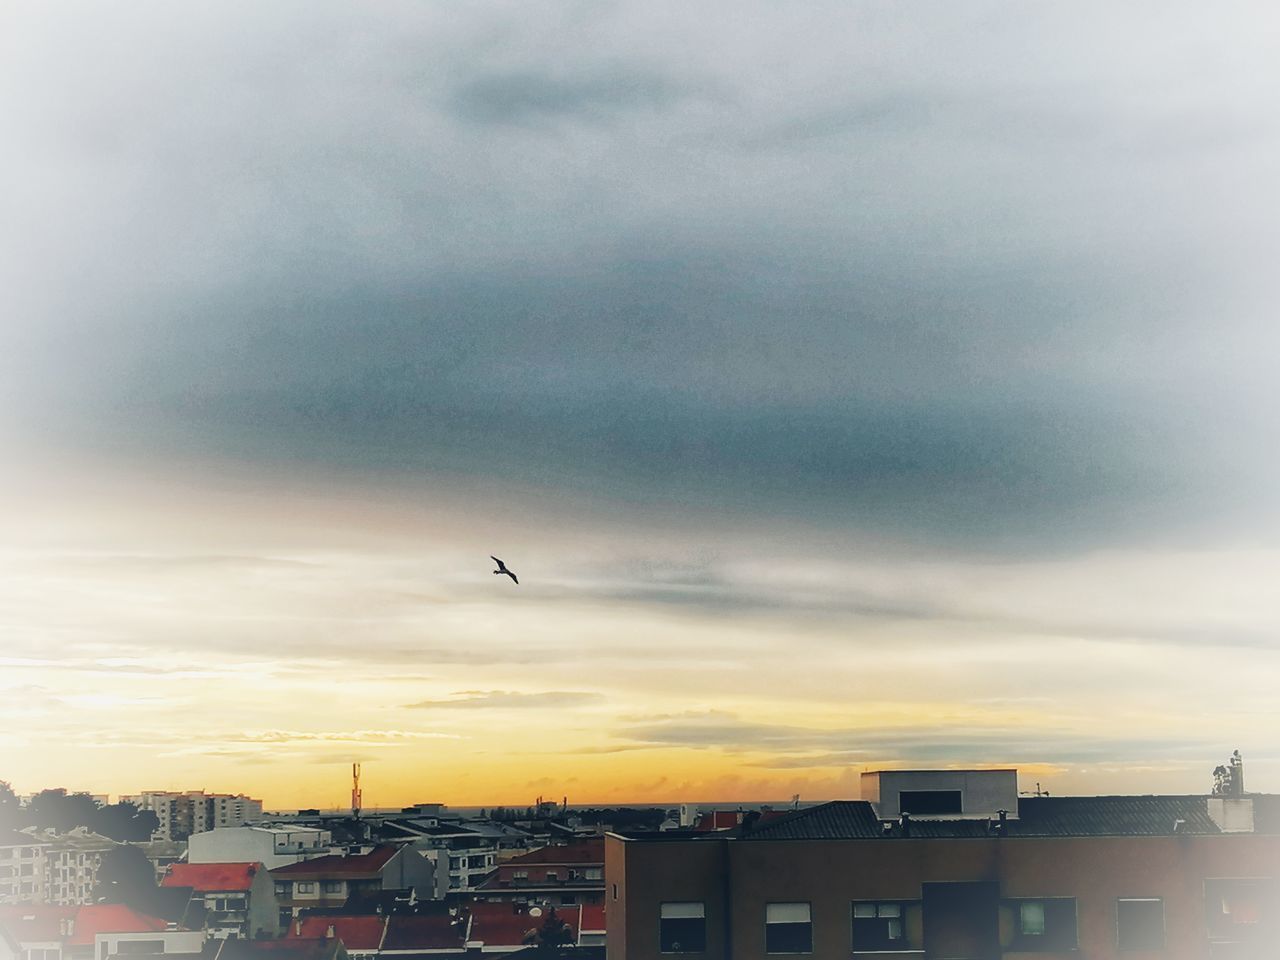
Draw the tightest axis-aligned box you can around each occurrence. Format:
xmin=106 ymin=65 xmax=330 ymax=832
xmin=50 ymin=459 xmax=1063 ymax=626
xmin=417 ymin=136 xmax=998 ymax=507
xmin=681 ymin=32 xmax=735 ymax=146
xmin=351 ymin=763 xmax=363 ymax=819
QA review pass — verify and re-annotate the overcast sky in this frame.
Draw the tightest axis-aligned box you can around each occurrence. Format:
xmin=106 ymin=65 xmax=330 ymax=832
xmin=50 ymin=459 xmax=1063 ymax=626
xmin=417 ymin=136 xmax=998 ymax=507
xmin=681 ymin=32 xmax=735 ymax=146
xmin=2 ymin=0 xmax=1278 ymax=805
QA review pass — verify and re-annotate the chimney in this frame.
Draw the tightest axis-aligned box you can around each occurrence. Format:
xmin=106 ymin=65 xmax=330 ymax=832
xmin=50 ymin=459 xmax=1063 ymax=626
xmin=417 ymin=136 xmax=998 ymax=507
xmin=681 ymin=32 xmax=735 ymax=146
xmin=295 ymin=920 xmax=302 ymax=937
xmin=899 ymin=813 xmax=911 ymax=838
xmin=325 ymin=925 xmax=335 ymax=940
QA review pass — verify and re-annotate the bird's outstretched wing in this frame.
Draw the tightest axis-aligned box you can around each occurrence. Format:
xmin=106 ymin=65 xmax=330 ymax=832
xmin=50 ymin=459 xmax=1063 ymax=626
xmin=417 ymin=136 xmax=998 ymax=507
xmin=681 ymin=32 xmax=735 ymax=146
xmin=491 ymin=555 xmax=503 ymax=566
xmin=508 ymin=572 xmax=519 ymax=585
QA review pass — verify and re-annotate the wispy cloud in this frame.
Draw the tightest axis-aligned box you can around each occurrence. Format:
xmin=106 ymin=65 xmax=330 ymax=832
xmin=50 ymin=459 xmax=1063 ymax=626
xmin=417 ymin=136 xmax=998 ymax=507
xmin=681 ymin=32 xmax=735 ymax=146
xmin=406 ymin=691 xmax=604 ymax=710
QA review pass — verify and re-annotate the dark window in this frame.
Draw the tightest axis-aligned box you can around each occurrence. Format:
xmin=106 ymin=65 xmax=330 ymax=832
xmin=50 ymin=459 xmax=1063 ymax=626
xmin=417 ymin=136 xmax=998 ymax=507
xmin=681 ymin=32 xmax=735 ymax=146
xmin=116 ymin=941 xmax=165 ymax=954
xmin=852 ymin=901 xmax=915 ymax=951
xmin=612 ymin=883 xmax=619 ymax=901
xmin=322 ymin=881 xmax=343 ymax=893
xmin=1118 ymin=899 xmax=1163 ymax=950
xmin=766 ymin=903 xmax=812 ymax=954
xmin=1006 ymin=898 xmax=1077 ymax=950
xmin=660 ymin=902 xmax=706 ymax=953
xmin=898 ymin=790 xmax=962 ymax=814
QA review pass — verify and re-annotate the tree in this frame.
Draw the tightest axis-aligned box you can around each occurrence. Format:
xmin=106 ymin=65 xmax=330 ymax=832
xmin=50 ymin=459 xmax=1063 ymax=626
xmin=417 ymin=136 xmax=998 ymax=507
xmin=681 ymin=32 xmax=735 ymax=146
xmin=0 ymin=781 xmax=20 ymax=830
xmin=93 ymin=802 xmax=159 ymax=842
xmin=530 ymin=908 xmax=574 ymax=958
xmin=28 ymin=789 xmax=99 ymax=833
xmin=93 ymin=845 xmax=157 ymax=909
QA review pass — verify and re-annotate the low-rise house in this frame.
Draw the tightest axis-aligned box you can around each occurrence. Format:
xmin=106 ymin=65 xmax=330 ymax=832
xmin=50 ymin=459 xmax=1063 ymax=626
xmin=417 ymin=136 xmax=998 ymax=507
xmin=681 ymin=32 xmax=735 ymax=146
xmin=189 ymin=829 xmax=332 ymax=871
xmin=271 ymin=848 xmax=433 ymax=923
xmin=473 ymin=840 xmax=604 ymax=907
xmin=0 ymin=904 xmax=187 ymax=960
xmin=379 ymin=913 xmax=466 ymax=955
xmin=161 ymin=863 xmax=277 ymax=940
xmin=284 ymin=917 xmax=385 ymax=958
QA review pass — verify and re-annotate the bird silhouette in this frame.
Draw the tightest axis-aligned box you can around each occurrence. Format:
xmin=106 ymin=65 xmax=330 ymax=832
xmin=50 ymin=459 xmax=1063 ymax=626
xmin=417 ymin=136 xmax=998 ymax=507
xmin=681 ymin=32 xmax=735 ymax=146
xmin=491 ymin=556 xmax=518 ymax=584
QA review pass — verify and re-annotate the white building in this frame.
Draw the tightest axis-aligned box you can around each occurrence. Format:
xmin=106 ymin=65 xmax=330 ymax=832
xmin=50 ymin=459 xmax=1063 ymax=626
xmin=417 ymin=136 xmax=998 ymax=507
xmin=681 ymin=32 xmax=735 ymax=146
xmin=188 ymin=827 xmax=332 ymax=870
xmin=39 ymin=829 xmax=116 ymax=906
xmin=860 ymin=768 xmax=1020 ymax=820
xmin=0 ymin=831 xmax=47 ymax=904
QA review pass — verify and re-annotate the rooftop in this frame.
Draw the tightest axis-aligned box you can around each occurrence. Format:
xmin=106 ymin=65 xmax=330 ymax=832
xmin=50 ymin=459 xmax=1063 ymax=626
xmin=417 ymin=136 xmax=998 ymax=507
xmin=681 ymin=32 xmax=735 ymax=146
xmin=163 ymin=862 xmax=262 ymax=891
xmin=272 ymin=846 xmax=398 ymax=880
xmin=618 ymin=794 xmax=1280 ymax=842
xmin=501 ymin=839 xmax=603 ymax=866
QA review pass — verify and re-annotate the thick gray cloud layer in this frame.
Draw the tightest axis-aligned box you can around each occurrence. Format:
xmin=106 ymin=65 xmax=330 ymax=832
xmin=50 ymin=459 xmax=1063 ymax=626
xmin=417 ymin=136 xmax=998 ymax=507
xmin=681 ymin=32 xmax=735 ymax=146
xmin=4 ymin=0 xmax=1278 ymax=552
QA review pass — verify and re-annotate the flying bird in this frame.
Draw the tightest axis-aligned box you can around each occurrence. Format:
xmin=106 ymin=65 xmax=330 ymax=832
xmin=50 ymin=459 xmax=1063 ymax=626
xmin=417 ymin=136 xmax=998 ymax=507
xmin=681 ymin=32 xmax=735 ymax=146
xmin=491 ymin=556 xmax=518 ymax=584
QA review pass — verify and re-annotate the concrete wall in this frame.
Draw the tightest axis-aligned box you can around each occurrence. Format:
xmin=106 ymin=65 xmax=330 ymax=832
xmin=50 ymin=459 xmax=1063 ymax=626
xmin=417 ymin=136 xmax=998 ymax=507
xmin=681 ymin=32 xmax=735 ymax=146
xmin=862 ymin=770 xmax=1019 ymax=819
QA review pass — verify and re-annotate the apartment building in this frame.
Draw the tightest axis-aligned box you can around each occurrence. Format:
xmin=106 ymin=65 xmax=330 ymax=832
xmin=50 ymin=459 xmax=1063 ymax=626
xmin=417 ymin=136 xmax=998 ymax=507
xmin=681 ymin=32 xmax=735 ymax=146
xmin=474 ymin=839 xmax=605 ymax=907
xmin=0 ymin=832 xmax=47 ymax=905
xmin=0 ymin=904 xmax=191 ymax=960
xmin=606 ymin=770 xmax=1280 ymax=960
xmin=123 ymin=793 xmax=264 ymax=842
xmin=38 ymin=830 xmax=116 ymax=906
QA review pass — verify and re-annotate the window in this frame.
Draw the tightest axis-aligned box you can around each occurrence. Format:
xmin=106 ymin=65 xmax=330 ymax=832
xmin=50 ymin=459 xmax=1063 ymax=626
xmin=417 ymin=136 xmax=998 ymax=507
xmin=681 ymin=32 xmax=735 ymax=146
xmin=274 ymin=882 xmax=289 ymax=896
xmin=660 ymin=902 xmax=706 ymax=954
xmin=322 ymin=881 xmax=343 ymax=893
xmin=1006 ymin=899 xmax=1077 ymax=950
xmin=766 ymin=902 xmax=812 ymax=954
xmin=1118 ymin=898 xmax=1164 ymax=950
xmin=1205 ymin=879 xmax=1272 ymax=942
xmin=852 ymin=902 xmax=914 ymax=951
xmin=584 ymin=867 xmax=603 ymax=880
xmin=612 ymin=883 xmax=619 ymax=901
xmin=296 ymin=881 xmax=316 ymax=894
xmin=1020 ymin=902 xmax=1045 ymax=936
xmin=898 ymin=790 xmax=962 ymax=815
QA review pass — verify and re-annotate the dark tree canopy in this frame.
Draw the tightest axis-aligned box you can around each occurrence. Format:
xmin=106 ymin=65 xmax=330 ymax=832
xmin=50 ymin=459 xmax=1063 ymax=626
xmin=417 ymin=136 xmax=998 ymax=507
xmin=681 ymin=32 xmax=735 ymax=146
xmin=93 ymin=844 xmax=158 ymax=908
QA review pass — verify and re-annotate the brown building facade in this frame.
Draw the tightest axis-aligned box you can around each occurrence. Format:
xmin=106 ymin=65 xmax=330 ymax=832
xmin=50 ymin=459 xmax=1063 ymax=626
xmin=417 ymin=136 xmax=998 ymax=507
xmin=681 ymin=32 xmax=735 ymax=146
xmin=605 ymin=796 xmax=1280 ymax=960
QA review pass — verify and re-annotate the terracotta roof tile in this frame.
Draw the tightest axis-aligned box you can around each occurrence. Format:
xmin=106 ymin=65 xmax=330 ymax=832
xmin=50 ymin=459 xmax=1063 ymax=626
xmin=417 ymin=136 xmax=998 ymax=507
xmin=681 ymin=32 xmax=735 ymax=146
xmin=163 ymin=863 xmax=261 ymax=892
xmin=272 ymin=847 xmax=397 ymax=881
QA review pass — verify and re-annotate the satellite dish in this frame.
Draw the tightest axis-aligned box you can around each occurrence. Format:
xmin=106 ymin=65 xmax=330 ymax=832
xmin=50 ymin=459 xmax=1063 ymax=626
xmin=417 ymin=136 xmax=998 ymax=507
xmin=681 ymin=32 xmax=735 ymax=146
xmin=529 ymin=907 xmax=543 ymax=917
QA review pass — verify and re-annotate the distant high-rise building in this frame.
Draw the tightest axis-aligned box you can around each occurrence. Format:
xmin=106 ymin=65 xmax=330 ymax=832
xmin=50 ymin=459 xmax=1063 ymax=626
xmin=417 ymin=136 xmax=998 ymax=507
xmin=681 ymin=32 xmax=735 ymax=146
xmin=122 ymin=791 xmax=264 ymax=841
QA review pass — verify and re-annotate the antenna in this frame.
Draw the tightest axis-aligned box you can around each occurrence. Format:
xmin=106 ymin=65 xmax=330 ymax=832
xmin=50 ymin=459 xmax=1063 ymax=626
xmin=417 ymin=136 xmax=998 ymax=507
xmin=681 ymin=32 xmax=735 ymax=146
xmin=351 ymin=764 xmax=363 ymax=819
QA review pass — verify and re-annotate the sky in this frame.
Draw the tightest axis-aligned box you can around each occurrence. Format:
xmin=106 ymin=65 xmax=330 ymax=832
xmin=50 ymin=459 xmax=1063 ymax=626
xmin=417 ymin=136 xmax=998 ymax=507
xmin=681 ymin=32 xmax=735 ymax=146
xmin=1 ymin=0 xmax=1278 ymax=808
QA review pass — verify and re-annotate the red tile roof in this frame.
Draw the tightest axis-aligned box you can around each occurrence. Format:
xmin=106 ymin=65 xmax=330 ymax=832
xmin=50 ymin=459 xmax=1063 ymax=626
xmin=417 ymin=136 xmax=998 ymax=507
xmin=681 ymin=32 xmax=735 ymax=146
xmin=271 ymin=847 xmax=398 ymax=880
xmin=0 ymin=905 xmax=168 ymax=947
xmin=501 ymin=839 xmax=603 ymax=866
xmin=579 ymin=905 xmax=605 ymax=934
xmin=162 ymin=862 xmax=261 ymax=892
xmin=65 ymin=905 xmax=169 ymax=946
xmin=381 ymin=914 xmax=466 ymax=951
xmin=286 ymin=917 xmax=385 ymax=951
xmin=466 ymin=903 xmax=579 ymax=948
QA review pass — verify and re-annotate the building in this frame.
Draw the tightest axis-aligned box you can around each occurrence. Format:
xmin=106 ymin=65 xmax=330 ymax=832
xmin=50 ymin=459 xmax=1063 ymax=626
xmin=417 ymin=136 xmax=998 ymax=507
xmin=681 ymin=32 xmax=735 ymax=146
xmin=189 ymin=828 xmax=333 ymax=871
xmin=122 ymin=794 xmax=264 ymax=843
xmin=270 ymin=847 xmax=435 ymax=923
xmin=474 ymin=839 xmax=605 ymax=907
xmin=606 ymin=770 xmax=1280 ymax=960
xmin=0 ymin=903 xmax=195 ymax=960
xmin=161 ymin=862 xmax=278 ymax=940
xmin=0 ymin=831 xmax=48 ymax=904
xmin=39 ymin=829 xmax=117 ymax=906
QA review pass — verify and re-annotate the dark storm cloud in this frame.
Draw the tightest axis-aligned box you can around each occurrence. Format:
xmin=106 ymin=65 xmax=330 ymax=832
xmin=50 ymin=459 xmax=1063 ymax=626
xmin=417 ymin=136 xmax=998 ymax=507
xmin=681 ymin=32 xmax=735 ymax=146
xmin=450 ymin=64 xmax=688 ymax=125
xmin=5 ymin=0 xmax=1278 ymax=554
